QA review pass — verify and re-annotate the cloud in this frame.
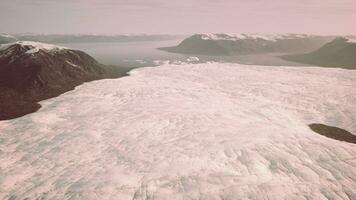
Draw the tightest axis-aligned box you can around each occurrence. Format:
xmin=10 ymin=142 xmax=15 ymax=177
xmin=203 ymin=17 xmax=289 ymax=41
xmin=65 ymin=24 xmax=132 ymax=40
xmin=0 ymin=0 xmax=355 ymax=34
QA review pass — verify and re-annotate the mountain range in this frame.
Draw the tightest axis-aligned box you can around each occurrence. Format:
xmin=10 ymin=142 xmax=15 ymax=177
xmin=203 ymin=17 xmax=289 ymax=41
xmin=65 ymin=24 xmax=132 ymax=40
xmin=0 ymin=34 xmax=184 ymax=44
xmin=159 ymin=33 xmax=336 ymax=55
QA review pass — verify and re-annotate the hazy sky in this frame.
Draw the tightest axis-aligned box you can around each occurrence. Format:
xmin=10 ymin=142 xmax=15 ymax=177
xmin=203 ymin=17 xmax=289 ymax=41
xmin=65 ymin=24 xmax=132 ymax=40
xmin=1 ymin=0 xmax=356 ymax=35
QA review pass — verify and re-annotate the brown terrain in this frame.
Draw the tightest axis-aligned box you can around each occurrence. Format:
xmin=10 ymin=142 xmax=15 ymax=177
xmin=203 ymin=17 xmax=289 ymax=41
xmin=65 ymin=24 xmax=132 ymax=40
xmin=0 ymin=42 xmax=130 ymax=120
xmin=309 ymin=123 xmax=356 ymax=144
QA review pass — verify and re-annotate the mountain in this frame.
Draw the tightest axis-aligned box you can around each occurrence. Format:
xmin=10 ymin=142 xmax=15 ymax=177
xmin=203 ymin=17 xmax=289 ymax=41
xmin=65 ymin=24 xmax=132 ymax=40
xmin=159 ymin=33 xmax=334 ymax=55
xmin=0 ymin=34 xmax=184 ymax=44
xmin=0 ymin=41 xmax=129 ymax=120
xmin=281 ymin=37 xmax=356 ymax=69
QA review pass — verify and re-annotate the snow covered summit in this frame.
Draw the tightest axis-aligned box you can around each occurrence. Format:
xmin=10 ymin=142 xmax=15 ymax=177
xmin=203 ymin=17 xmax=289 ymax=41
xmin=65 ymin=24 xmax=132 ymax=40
xmin=199 ymin=33 xmax=309 ymax=41
xmin=0 ymin=41 xmax=67 ymax=54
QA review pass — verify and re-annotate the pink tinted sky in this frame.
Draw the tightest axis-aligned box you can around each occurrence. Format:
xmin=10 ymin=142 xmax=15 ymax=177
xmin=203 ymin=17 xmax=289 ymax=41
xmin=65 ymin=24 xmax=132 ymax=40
xmin=0 ymin=0 xmax=355 ymax=35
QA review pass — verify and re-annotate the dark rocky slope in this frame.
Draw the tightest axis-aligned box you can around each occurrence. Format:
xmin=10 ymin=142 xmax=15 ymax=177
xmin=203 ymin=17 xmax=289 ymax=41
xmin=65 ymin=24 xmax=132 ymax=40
xmin=281 ymin=37 xmax=356 ymax=69
xmin=0 ymin=41 xmax=130 ymax=120
xmin=159 ymin=34 xmax=334 ymax=55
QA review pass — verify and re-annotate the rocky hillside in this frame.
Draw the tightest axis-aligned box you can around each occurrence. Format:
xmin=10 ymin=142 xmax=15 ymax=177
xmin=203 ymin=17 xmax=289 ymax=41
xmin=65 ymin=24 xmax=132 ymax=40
xmin=159 ymin=33 xmax=334 ymax=55
xmin=0 ymin=41 xmax=129 ymax=120
xmin=281 ymin=37 xmax=356 ymax=69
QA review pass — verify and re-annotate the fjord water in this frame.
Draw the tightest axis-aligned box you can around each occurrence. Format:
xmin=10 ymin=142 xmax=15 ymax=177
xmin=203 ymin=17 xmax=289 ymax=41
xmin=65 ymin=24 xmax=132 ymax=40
xmin=60 ymin=40 xmax=304 ymax=68
xmin=59 ymin=40 xmax=188 ymax=67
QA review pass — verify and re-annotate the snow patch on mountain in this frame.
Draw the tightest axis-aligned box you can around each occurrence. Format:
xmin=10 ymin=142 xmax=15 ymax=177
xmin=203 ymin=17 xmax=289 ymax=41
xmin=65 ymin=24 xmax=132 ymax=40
xmin=200 ymin=33 xmax=308 ymax=41
xmin=0 ymin=63 xmax=355 ymax=199
xmin=0 ymin=41 xmax=68 ymax=53
xmin=346 ymin=38 xmax=356 ymax=43
xmin=66 ymin=60 xmax=82 ymax=69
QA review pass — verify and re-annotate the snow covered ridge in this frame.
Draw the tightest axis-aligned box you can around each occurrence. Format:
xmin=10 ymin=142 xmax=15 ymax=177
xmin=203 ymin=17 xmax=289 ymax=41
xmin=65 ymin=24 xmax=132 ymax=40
xmin=0 ymin=41 xmax=68 ymax=54
xmin=0 ymin=63 xmax=355 ymax=199
xmin=199 ymin=33 xmax=309 ymax=41
xmin=346 ymin=37 xmax=356 ymax=43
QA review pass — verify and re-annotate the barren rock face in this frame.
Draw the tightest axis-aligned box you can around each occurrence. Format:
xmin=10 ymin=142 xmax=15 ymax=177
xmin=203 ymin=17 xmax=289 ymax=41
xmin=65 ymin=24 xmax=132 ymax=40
xmin=0 ymin=63 xmax=355 ymax=199
xmin=0 ymin=41 xmax=125 ymax=120
xmin=0 ymin=41 xmax=104 ymax=96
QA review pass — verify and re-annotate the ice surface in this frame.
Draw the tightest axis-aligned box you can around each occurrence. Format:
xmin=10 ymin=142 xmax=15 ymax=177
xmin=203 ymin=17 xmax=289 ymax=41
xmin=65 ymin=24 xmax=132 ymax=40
xmin=186 ymin=56 xmax=200 ymax=62
xmin=0 ymin=63 xmax=355 ymax=200
xmin=152 ymin=57 xmax=200 ymax=66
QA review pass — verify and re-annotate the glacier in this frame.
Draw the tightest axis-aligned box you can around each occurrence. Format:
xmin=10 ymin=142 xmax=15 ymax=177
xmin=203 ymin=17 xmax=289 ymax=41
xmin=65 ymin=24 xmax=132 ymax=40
xmin=0 ymin=63 xmax=355 ymax=200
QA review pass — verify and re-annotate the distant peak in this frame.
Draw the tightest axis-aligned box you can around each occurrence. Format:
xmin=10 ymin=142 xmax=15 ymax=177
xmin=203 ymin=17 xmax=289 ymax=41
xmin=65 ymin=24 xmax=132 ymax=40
xmin=196 ymin=33 xmax=309 ymax=42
